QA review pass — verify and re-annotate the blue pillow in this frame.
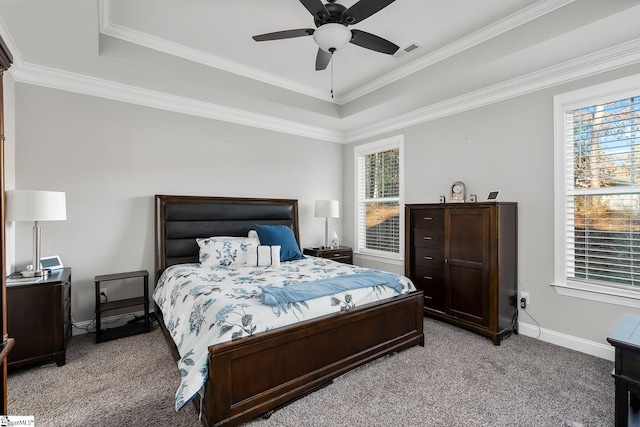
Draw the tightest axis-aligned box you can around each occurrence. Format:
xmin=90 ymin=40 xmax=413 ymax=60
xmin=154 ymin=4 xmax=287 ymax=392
xmin=254 ymin=225 xmax=305 ymax=262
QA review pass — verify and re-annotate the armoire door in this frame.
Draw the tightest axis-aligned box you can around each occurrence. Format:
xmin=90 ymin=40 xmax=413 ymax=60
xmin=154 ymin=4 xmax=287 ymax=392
xmin=445 ymin=207 xmax=490 ymax=326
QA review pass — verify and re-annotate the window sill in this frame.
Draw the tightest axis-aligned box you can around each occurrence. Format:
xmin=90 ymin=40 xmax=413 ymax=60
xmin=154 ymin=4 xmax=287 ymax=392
xmin=552 ymin=280 xmax=640 ymax=309
xmin=353 ymin=252 xmax=404 ymax=266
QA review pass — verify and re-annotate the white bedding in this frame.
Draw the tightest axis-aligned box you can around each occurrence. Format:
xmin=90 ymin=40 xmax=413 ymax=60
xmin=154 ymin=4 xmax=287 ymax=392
xmin=153 ymin=256 xmax=416 ymax=410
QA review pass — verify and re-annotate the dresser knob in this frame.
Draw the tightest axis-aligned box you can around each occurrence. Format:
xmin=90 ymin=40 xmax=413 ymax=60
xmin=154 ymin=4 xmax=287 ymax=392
xmin=424 ymin=256 xmax=433 ymax=260
xmin=423 ymin=217 xmax=433 ymax=220
xmin=423 ymin=236 xmax=432 ymax=240
xmin=424 ymin=276 xmax=432 ymax=280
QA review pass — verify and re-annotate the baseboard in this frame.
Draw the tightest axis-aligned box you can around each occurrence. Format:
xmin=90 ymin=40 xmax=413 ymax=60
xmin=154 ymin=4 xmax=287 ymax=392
xmin=518 ymin=321 xmax=615 ymax=361
xmin=72 ymin=310 xmax=146 ymax=336
xmin=73 ymin=315 xmax=614 ymax=360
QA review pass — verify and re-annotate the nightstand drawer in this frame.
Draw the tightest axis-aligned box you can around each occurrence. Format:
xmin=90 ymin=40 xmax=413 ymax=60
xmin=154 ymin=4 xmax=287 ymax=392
xmin=322 ymin=249 xmax=351 ymax=260
xmin=303 ymin=247 xmax=353 ymax=265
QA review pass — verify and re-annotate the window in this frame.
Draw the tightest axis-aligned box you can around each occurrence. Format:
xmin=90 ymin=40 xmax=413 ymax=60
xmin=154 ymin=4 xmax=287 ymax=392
xmin=554 ymin=75 xmax=640 ymax=306
xmin=354 ymin=136 xmax=404 ymax=261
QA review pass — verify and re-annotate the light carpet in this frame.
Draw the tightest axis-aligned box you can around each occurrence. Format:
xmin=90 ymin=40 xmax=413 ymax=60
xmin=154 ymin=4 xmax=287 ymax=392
xmin=7 ymin=318 xmax=614 ymax=426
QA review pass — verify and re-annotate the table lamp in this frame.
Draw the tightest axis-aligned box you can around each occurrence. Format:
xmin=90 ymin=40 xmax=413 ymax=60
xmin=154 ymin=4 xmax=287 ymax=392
xmin=6 ymin=190 xmax=67 ymax=277
xmin=314 ymin=200 xmax=339 ymax=249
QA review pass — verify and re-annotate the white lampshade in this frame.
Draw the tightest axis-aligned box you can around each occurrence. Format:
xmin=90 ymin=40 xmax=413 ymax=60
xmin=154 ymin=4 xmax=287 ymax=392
xmin=315 ymin=200 xmax=340 ymax=218
xmin=313 ymin=23 xmax=352 ymax=53
xmin=6 ymin=190 xmax=67 ymax=277
xmin=6 ymin=190 xmax=67 ymax=222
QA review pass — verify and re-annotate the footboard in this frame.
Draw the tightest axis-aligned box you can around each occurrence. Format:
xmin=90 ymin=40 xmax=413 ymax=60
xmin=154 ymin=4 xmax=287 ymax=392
xmin=198 ymin=290 xmax=424 ymax=427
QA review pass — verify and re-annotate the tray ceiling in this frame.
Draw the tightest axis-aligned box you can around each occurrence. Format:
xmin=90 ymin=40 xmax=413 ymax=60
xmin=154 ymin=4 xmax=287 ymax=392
xmin=0 ymin=0 xmax=639 ymax=142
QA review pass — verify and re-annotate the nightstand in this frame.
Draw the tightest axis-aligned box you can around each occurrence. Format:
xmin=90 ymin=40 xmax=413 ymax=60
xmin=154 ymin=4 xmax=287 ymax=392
xmin=608 ymin=314 xmax=640 ymax=426
xmin=7 ymin=267 xmax=71 ymax=368
xmin=303 ymin=246 xmax=353 ymax=265
xmin=94 ymin=270 xmax=151 ymax=343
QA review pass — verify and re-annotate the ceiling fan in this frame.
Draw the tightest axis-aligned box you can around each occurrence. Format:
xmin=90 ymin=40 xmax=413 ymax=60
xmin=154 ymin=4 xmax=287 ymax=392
xmin=252 ymin=0 xmax=399 ymax=71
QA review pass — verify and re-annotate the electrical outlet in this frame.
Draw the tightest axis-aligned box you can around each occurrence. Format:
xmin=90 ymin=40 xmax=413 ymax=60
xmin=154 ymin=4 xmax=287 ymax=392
xmin=100 ymin=288 xmax=108 ymax=302
xmin=520 ymin=291 xmax=530 ymax=307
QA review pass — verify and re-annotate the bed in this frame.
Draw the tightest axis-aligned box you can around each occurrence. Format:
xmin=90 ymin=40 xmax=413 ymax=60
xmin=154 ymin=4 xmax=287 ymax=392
xmin=154 ymin=195 xmax=424 ymax=427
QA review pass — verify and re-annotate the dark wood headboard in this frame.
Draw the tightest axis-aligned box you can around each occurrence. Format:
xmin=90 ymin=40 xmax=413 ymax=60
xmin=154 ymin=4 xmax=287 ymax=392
xmin=154 ymin=195 xmax=299 ymax=283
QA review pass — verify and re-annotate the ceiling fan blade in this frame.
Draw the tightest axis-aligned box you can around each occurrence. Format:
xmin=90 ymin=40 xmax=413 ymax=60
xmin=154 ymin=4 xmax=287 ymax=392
xmin=315 ymin=48 xmax=332 ymax=71
xmin=349 ymin=29 xmax=399 ymax=55
xmin=299 ymin=0 xmax=330 ymax=23
xmin=253 ymin=29 xmax=314 ymax=42
xmin=342 ymin=0 xmax=396 ymax=25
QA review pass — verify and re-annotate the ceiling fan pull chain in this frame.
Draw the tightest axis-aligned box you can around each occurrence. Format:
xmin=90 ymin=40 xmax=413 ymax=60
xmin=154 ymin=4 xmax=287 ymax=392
xmin=330 ymin=48 xmax=335 ymax=99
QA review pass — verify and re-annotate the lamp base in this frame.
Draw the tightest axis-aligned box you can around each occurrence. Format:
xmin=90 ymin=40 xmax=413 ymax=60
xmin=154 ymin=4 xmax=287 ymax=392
xmin=20 ymin=269 xmax=49 ymax=278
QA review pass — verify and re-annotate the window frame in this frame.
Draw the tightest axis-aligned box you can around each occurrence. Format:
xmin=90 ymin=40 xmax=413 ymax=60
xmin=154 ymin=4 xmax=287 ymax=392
xmin=553 ymin=74 xmax=640 ymax=308
xmin=354 ymin=135 xmax=404 ymax=263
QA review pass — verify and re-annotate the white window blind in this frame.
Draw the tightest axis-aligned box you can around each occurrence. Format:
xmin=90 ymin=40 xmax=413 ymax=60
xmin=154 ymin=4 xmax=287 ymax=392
xmin=355 ymin=137 xmax=403 ymax=259
xmin=563 ymin=94 xmax=640 ymax=290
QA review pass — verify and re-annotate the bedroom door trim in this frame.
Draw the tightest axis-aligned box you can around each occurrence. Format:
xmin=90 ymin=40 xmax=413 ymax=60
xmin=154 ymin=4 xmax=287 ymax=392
xmin=0 ymin=34 xmax=14 ymax=414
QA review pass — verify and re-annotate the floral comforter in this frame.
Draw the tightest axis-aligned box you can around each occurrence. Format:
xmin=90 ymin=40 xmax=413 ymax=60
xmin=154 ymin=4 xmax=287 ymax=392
xmin=152 ymin=256 xmax=416 ymax=411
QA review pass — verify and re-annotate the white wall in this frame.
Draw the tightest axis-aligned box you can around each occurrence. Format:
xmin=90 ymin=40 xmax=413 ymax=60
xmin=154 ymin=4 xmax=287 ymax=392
xmin=10 ymin=61 xmax=640 ymax=358
xmin=13 ymin=84 xmax=344 ymax=325
xmin=343 ymin=64 xmax=640 ymax=359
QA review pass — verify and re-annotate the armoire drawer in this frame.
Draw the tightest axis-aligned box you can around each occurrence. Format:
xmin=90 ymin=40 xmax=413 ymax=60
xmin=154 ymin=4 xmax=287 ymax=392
xmin=412 ymin=266 xmax=445 ymax=312
xmin=411 ymin=209 xmax=444 ymax=229
xmin=413 ymin=228 xmax=444 ymax=248
xmin=413 ymin=265 xmax=444 ymax=285
xmin=413 ymin=247 xmax=444 ymax=268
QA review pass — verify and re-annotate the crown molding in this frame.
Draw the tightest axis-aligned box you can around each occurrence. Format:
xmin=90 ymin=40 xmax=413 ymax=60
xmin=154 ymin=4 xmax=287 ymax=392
xmin=13 ymin=62 xmax=344 ymax=143
xmin=99 ymin=0 xmax=334 ymax=103
xmin=343 ymin=38 xmax=640 ymax=142
xmin=7 ymin=38 xmax=640 ymax=145
xmin=337 ymin=0 xmax=574 ymax=104
xmin=99 ymin=0 xmax=573 ymax=106
xmin=0 ymin=6 xmax=341 ymax=142
xmin=0 ymin=14 xmax=23 ymax=76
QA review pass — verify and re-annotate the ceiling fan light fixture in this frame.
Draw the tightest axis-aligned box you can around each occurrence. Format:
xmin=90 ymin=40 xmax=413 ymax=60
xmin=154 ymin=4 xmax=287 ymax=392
xmin=313 ymin=23 xmax=351 ymax=53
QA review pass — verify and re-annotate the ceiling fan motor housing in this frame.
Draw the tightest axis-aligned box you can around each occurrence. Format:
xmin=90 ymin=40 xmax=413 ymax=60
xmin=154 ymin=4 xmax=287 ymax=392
xmin=314 ymin=2 xmax=352 ymax=27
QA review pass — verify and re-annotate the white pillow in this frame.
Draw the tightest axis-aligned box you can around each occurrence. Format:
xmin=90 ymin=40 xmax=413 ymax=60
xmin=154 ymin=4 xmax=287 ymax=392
xmin=246 ymin=245 xmax=281 ymax=267
xmin=197 ymin=236 xmax=259 ymax=267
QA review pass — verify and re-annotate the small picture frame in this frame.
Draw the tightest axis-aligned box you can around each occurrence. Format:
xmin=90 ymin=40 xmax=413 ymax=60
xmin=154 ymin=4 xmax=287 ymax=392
xmin=486 ymin=190 xmax=501 ymax=202
xmin=40 ymin=255 xmax=64 ymax=270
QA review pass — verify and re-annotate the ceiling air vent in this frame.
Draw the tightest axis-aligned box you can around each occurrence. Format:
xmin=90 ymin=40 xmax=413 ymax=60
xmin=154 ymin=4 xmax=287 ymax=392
xmin=393 ymin=43 xmax=420 ymax=59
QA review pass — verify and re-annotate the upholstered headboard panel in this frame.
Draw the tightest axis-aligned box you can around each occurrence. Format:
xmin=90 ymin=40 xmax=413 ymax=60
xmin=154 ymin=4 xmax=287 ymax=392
xmin=154 ymin=195 xmax=299 ymax=282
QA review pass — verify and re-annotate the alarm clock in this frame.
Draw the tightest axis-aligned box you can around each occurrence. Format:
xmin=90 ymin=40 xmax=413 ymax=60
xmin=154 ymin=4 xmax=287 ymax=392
xmin=40 ymin=255 xmax=64 ymax=270
xmin=450 ymin=181 xmax=466 ymax=203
